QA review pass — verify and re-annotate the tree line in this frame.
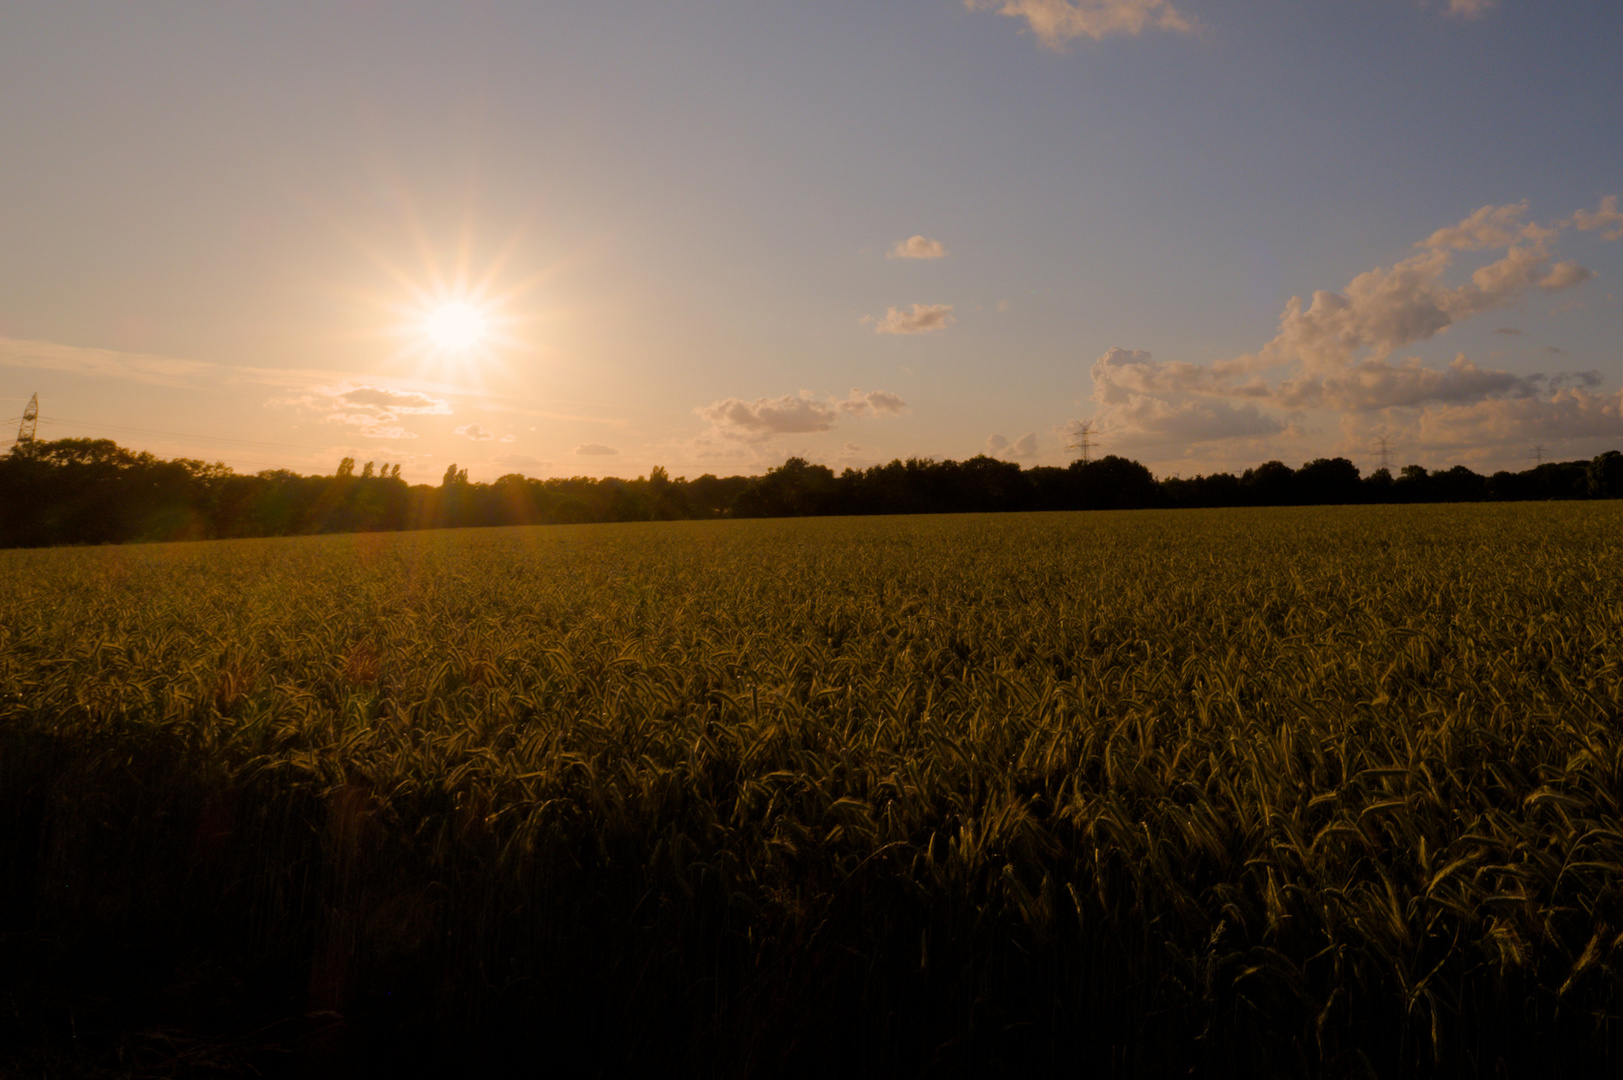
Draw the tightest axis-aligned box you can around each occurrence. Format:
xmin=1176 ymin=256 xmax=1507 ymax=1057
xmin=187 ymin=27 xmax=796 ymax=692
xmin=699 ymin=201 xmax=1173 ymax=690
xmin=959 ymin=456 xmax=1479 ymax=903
xmin=1 ymin=437 xmax=1619 ymax=548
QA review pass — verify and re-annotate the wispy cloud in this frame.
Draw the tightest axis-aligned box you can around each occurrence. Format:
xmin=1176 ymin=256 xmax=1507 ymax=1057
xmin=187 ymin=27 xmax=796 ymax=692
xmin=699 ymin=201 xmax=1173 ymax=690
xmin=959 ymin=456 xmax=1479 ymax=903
xmin=872 ymin=303 xmax=955 ymax=335
xmin=0 ymin=336 xmax=215 ymax=388
xmin=574 ymin=442 xmax=619 ymax=455
xmin=966 ymin=0 xmax=1196 ymax=49
xmin=454 ymin=423 xmax=495 ymax=441
xmin=492 ymin=454 xmax=546 ymax=471
xmin=888 ymin=236 xmax=947 ymax=259
xmin=1444 ymin=0 xmax=1496 ymax=21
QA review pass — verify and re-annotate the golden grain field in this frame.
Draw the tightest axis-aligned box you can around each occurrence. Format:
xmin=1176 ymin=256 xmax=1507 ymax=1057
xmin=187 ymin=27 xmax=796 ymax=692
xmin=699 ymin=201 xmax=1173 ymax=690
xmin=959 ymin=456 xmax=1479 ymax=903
xmin=4 ymin=503 xmax=1621 ymax=1076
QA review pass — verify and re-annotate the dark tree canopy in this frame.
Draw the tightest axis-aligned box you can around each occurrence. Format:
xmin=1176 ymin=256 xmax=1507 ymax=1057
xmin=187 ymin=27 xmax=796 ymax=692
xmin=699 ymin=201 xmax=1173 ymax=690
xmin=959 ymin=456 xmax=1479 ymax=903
xmin=1 ymin=436 xmax=1618 ymax=548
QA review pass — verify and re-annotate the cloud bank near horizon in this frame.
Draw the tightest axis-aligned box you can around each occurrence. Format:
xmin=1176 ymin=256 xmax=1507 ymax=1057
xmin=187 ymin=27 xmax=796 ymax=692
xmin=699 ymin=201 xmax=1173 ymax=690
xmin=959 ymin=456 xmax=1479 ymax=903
xmin=1072 ymin=200 xmax=1621 ymax=464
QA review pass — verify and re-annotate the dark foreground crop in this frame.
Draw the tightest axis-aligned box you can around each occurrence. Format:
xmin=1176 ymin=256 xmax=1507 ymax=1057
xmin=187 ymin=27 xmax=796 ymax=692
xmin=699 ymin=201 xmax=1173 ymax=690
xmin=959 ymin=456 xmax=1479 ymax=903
xmin=4 ymin=506 xmax=1622 ymax=1076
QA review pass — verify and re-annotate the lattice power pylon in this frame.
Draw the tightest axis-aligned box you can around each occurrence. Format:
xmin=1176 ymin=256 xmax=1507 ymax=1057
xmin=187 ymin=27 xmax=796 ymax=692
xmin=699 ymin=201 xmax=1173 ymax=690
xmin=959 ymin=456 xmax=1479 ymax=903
xmin=1068 ymin=419 xmax=1098 ymax=463
xmin=15 ymin=393 xmax=38 ymax=446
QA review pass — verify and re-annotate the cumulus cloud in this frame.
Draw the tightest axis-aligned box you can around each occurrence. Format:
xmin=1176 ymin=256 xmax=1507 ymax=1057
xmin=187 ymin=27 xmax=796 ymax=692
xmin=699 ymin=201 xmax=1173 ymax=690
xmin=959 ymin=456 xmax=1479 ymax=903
xmin=1072 ymin=201 xmax=1612 ymax=459
xmin=454 ymin=423 xmax=495 ymax=441
xmin=1445 ymin=0 xmax=1496 ymax=20
xmin=1539 ymin=261 xmax=1593 ymax=290
xmin=987 ymin=432 xmax=1039 ymax=458
xmin=1572 ymin=195 xmax=1623 ymax=241
xmin=873 ymin=303 xmax=955 ymax=334
xmin=280 ymin=381 xmax=456 ymax=443
xmin=838 ymin=388 xmax=909 ymax=416
xmin=697 ymin=391 xmax=838 ymax=441
xmin=1227 ymin=208 xmax=1589 ymax=378
xmin=1420 ymin=202 xmax=1551 ymax=251
xmin=1086 ymin=351 xmax=1289 ymax=447
xmin=966 ymin=0 xmax=1195 ymax=48
xmin=1417 ymin=387 xmax=1623 ymax=447
xmin=696 ymin=387 xmax=908 ymax=443
xmin=328 ymin=385 xmax=449 ymax=414
xmin=889 ymin=236 xmax=947 ymax=259
xmin=574 ymin=443 xmax=619 ymax=456
xmin=1263 ymin=354 xmax=1540 ymax=413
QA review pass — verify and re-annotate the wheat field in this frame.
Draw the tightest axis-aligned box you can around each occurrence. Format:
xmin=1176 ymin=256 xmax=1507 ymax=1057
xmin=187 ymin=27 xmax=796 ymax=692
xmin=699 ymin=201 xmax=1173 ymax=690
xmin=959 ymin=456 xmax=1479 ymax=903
xmin=3 ymin=504 xmax=1622 ymax=1076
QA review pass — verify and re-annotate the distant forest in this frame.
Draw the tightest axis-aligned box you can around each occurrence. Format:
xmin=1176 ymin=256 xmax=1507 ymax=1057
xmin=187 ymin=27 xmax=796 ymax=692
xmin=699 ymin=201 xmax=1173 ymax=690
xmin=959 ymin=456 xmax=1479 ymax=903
xmin=1 ymin=437 xmax=1620 ymax=548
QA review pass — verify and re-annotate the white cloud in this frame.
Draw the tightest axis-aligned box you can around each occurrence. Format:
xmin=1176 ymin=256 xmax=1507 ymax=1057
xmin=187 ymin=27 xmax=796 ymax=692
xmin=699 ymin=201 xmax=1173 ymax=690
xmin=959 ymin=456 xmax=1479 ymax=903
xmin=1072 ymin=202 xmax=1615 ymax=463
xmin=888 ymin=236 xmax=947 ymax=259
xmin=327 ymin=384 xmax=450 ymax=414
xmin=1417 ymin=387 xmax=1623 ymax=448
xmin=454 ymin=423 xmax=495 ymax=441
xmin=987 ymin=432 xmax=1039 ymax=458
xmin=966 ymin=0 xmax=1196 ymax=48
xmin=873 ymin=304 xmax=955 ymax=335
xmin=1420 ymin=202 xmax=1552 ymax=251
xmin=1538 ymin=261 xmax=1593 ymax=290
xmin=696 ymin=387 xmax=908 ymax=443
xmin=1445 ymin=0 xmax=1496 ymax=20
xmin=696 ymin=391 xmax=839 ymax=441
xmin=574 ymin=443 xmax=619 ymax=455
xmin=499 ymin=433 xmax=515 ymax=443
xmin=1086 ymin=351 xmax=1289 ymax=448
xmin=1230 ymin=217 xmax=1586 ymax=377
xmin=1572 ymin=195 xmax=1623 ymax=241
xmin=838 ymin=388 xmax=909 ymax=416
xmin=1263 ymin=354 xmax=1540 ymax=413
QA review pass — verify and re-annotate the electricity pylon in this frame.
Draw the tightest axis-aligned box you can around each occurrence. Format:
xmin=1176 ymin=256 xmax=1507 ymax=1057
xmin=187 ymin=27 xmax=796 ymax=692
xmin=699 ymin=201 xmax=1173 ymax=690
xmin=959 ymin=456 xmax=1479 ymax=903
xmin=1068 ymin=420 xmax=1098 ymax=463
xmin=15 ymin=393 xmax=37 ymax=446
xmin=1375 ymin=436 xmax=1391 ymax=472
xmin=1532 ymin=444 xmax=1546 ymax=467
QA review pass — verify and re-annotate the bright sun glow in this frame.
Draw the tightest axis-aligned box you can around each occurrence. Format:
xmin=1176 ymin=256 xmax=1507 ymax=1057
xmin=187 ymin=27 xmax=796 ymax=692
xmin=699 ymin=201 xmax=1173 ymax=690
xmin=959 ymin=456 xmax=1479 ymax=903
xmin=423 ymin=301 xmax=488 ymax=352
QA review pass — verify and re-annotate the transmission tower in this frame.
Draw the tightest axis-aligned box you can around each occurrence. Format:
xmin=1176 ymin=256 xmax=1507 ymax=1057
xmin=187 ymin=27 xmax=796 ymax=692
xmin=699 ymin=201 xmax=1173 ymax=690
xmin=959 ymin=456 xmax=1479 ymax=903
xmin=1375 ymin=436 xmax=1391 ymax=472
xmin=15 ymin=393 xmax=37 ymax=446
xmin=1532 ymin=444 xmax=1546 ymax=467
xmin=1068 ymin=419 xmax=1098 ymax=463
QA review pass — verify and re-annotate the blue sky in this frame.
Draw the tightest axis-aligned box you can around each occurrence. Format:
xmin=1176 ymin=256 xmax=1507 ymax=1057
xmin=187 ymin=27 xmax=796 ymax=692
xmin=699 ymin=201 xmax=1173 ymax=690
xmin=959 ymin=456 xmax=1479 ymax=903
xmin=2 ymin=0 xmax=1619 ymax=481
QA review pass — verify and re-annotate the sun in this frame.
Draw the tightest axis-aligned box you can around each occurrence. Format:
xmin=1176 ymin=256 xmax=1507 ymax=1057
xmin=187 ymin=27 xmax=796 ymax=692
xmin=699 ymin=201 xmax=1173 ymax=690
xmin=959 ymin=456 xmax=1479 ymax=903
xmin=423 ymin=300 xmax=488 ymax=352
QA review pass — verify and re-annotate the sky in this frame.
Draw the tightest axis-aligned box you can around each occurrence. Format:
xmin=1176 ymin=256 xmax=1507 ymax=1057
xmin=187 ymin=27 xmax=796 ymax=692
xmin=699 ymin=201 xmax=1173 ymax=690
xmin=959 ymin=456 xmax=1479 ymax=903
xmin=2 ymin=0 xmax=1620 ymax=483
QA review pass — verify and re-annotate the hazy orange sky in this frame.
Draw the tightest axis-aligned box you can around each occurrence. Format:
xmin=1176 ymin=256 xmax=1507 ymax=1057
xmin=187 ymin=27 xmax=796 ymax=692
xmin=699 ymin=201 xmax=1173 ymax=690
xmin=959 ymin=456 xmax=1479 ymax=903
xmin=3 ymin=1 xmax=1620 ymax=482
